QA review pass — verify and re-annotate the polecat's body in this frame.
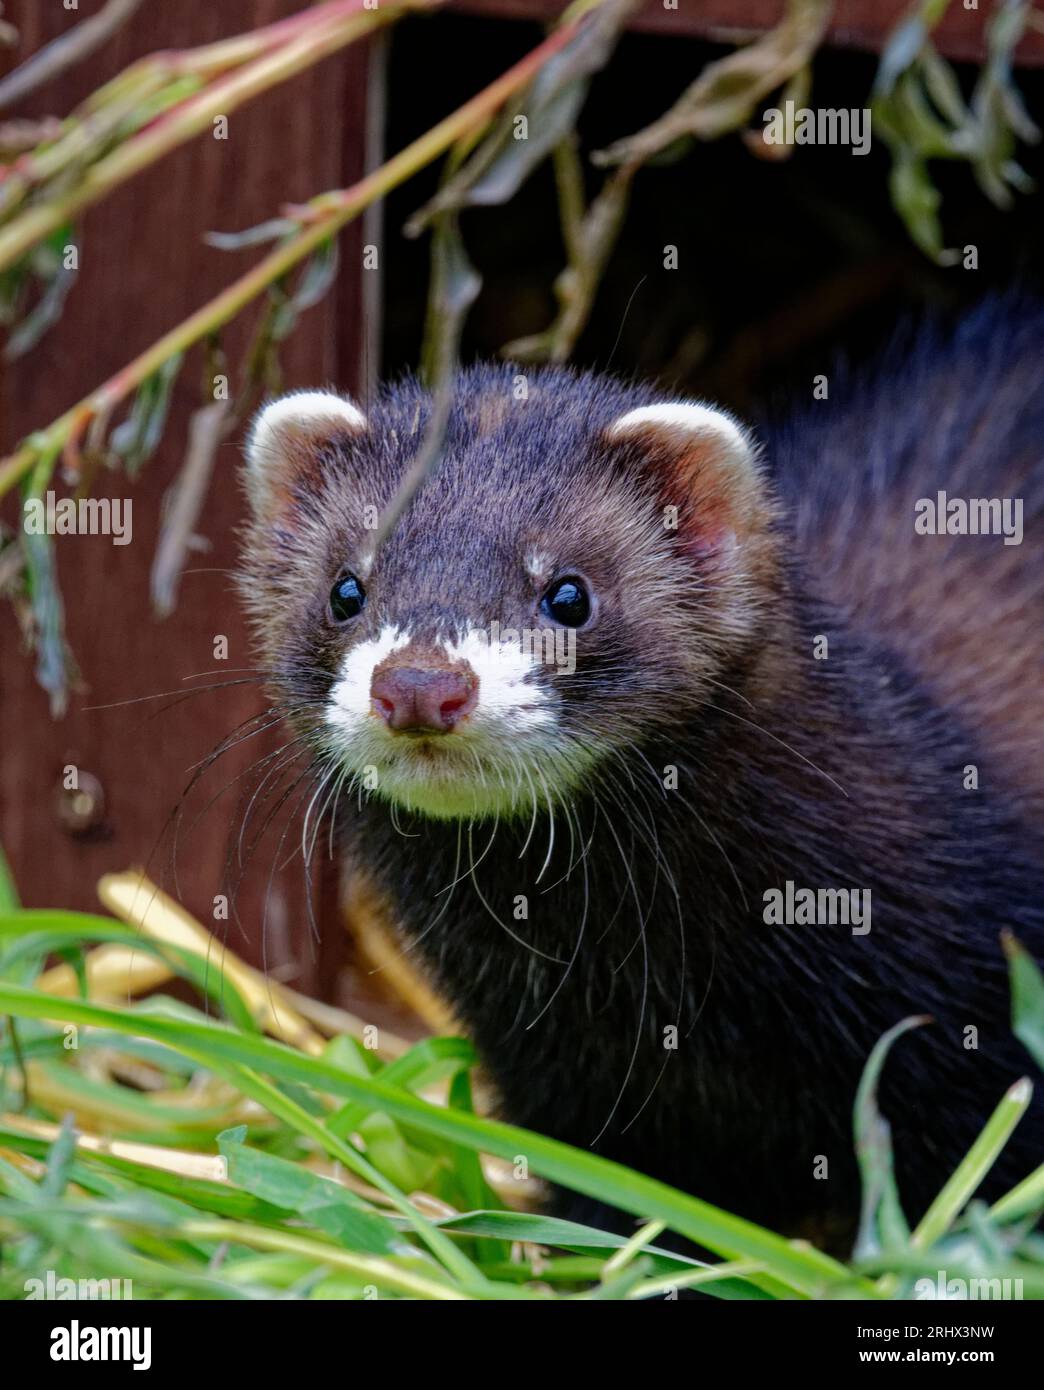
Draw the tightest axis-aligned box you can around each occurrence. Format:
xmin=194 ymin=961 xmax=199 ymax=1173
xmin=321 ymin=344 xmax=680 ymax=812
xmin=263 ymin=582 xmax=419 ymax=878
xmin=240 ymin=297 xmax=1043 ymax=1238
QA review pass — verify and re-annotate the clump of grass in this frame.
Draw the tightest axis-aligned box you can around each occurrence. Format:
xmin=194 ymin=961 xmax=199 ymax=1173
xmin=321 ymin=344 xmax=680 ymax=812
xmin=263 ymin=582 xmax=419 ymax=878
xmin=0 ymin=857 xmax=1040 ymax=1300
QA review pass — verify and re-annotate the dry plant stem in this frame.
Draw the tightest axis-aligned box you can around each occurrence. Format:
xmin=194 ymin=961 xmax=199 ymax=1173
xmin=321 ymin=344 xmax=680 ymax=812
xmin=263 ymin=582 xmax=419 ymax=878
xmin=98 ymin=868 xmax=414 ymax=1058
xmin=97 ymin=869 xmax=327 ymax=1055
xmin=0 ymin=12 xmax=594 ymax=500
xmin=0 ymin=0 xmax=431 ymax=273
xmin=178 ymin=1220 xmax=474 ymax=1299
xmin=14 ymin=0 xmax=412 ymax=149
xmin=276 ymin=982 xmax=412 ymax=1058
xmin=0 ymin=0 xmax=148 ymax=112
xmin=36 ymin=943 xmax=171 ymax=1000
xmin=0 ymin=1112 xmax=230 ymax=1183
xmin=164 ymin=0 xmax=397 ymax=79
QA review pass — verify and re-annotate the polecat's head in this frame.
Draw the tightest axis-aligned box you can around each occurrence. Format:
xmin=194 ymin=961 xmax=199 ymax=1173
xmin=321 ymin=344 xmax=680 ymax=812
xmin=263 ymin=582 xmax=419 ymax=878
xmin=240 ymin=366 xmax=778 ymax=819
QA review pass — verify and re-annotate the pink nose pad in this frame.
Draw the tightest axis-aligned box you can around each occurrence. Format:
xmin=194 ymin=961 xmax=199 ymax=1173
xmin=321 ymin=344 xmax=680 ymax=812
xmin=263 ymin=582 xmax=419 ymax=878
xmin=371 ymin=667 xmax=478 ymax=732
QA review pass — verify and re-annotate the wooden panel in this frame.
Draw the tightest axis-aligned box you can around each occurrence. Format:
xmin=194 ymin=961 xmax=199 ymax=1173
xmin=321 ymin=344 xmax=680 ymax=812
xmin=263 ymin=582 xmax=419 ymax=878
xmin=449 ymin=0 xmax=1044 ymax=65
xmin=0 ymin=1 xmax=373 ymax=998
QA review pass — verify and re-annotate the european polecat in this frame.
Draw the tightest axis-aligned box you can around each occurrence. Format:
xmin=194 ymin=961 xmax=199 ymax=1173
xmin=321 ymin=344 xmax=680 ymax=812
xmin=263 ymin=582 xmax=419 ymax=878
xmin=239 ymin=297 xmax=1043 ymax=1239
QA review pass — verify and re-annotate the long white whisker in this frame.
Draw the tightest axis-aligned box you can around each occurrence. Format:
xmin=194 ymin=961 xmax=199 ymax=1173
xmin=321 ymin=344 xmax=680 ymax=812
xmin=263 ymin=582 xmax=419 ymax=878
xmin=465 ymin=821 xmax=565 ymax=964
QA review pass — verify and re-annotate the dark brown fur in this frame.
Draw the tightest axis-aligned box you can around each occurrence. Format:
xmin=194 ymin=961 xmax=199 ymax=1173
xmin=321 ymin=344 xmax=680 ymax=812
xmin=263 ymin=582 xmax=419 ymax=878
xmin=239 ymin=297 xmax=1044 ymax=1243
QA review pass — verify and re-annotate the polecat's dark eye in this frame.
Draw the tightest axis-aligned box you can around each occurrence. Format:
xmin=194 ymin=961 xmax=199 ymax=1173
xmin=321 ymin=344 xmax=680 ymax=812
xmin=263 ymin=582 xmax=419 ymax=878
xmin=541 ymin=576 xmax=590 ymax=628
xmin=329 ymin=574 xmax=366 ymax=622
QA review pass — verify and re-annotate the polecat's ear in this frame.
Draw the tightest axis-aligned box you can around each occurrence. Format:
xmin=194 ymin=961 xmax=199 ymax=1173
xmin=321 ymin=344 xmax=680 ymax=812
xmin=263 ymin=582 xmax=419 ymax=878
xmin=606 ymin=402 xmax=767 ymax=557
xmin=245 ymin=390 xmax=367 ymax=518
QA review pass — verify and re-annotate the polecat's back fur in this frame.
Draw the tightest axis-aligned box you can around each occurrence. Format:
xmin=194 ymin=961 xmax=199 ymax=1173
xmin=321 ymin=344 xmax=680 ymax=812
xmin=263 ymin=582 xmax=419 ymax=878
xmin=239 ymin=296 xmax=1043 ymax=1240
xmin=772 ymin=297 xmax=1044 ymax=824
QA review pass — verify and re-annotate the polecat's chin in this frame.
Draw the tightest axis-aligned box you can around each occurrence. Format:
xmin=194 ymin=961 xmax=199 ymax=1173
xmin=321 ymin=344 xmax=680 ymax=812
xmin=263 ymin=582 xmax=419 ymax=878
xmin=365 ymin=748 xmax=529 ymax=820
xmin=321 ymin=705 xmax=604 ymax=821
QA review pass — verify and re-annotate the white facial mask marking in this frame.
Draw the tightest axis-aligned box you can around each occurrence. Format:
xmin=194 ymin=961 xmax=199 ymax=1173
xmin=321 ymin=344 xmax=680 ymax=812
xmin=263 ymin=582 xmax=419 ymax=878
xmin=446 ymin=628 xmax=552 ymax=730
xmin=326 ymin=625 xmax=410 ymax=734
xmin=325 ymin=622 xmax=553 ymax=746
xmin=319 ymin=619 xmax=596 ymax=818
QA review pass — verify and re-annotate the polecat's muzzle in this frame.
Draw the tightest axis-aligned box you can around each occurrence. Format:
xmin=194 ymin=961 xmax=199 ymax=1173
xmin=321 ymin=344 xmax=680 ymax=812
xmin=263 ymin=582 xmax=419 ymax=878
xmin=370 ymin=664 xmax=477 ymax=733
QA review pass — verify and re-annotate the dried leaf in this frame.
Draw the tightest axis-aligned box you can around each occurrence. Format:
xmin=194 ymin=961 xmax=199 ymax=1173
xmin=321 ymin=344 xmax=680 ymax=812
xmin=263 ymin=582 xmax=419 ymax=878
xmin=0 ymin=0 xmax=147 ymax=113
xmin=888 ymin=146 xmax=949 ymax=261
xmin=113 ymin=74 xmax=203 ymax=141
xmin=150 ymin=399 xmax=231 ymax=620
xmin=21 ymin=465 xmax=77 ymax=718
xmin=743 ymin=63 xmax=812 ymax=162
xmin=967 ymin=0 xmax=1040 ymax=208
xmin=502 ymin=154 xmax=634 ymax=363
xmin=4 ymin=235 xmax=79 ymax=360
xmin=594 ymin=0 xmax=832 ymax=167
xmin=919 ymin=45 xmax=969 ymax=129
xmin=0 ymin=224 xmax=77 ymax=352
xmin=873 ymin=0 xmax=1038 ymax=261
xmin=406 ymin=0 xmax=636 ymax=234
xmin=0 ymin=524 xmax=26 ymax=604
xmin=873 ymin=0 xmax=951 ymax=100
xmin=204 ymin=218 xmax=300 ymax=252
xmin=271 ymin=235 xmax=340 ymax=340
xmin=109 ymin=353 xmax=183 ymax=476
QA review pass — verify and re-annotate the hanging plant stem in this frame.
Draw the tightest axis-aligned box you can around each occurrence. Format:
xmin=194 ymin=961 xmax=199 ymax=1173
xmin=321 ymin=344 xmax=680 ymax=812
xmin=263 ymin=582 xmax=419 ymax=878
xmin=0 ymin=4 xmax=609 ymax=501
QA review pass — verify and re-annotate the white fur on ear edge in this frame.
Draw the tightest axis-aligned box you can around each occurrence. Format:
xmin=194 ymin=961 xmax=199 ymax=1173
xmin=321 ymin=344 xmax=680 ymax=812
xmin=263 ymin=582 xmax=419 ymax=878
xmin=608 ymin=402 xmax=753 ymax=470
xmin=246 ymin=390 xmax=366 ymax=513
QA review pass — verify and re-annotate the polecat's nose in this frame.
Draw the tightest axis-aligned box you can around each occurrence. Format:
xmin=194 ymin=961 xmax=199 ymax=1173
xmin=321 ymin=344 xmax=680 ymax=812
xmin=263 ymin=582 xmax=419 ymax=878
xmin=370 ymin=666 xmax=477 ymax=733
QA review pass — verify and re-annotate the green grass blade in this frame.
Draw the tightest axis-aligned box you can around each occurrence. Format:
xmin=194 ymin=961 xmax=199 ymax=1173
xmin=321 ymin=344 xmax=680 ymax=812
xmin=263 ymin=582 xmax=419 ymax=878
xmin=0 ymin=980 xmax=871 ymax=1298
xmin=0 ymin=846 xmax=18 ymax=911
xmin=0 ymin=909 xmax=258 ymax=1030
xmin=217 ymin=1126 xmax=401 ymax=1255
xmin=912 ymin=1076 xmax=1033 ymax=1249
xmin=852 ymin=1015 xmax=926 ymax=1258
xmin=1004 ymin=931 xmax=1044 ymax=1071
xmin=988 ymin=1161 xmax=1044 ymax=1225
